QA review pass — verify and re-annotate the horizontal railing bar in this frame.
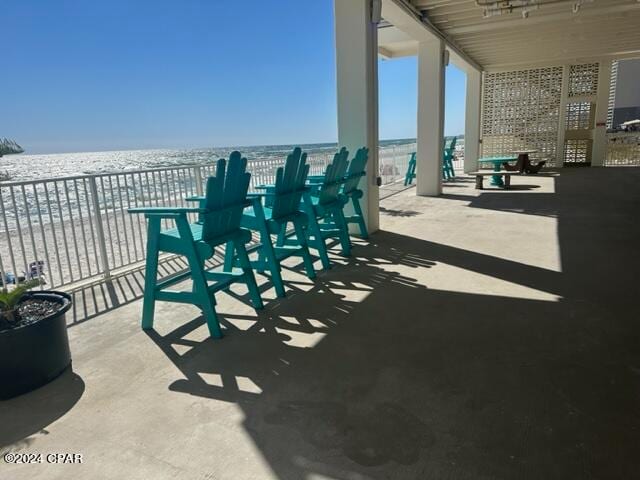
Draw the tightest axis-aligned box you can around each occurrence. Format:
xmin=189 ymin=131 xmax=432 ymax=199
xmin=0 ymin=163 xmax=220 ymax=187
xmin=0 ymin=147 xmax=411 ymax=188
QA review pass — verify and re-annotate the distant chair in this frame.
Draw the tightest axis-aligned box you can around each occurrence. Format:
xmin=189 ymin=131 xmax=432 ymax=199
xmin=128 ymin=152 xmax=263 ymax=339
xmin=502 ymin=154 xmax=546 ymax=174
xmin=404 ymin=152 xmax=417 ymax=186
xmin=339 ymin=147 xmax=369 ymax=239
xmin=502 ymin=155 xmax=526 ymax=173
xmin=525 ymin=159 xmax=547 ymax=174
xmin=442 ymin=136 xmax=457 ymax=180
xmin=227 ymin=147 xmax=316 ymax=298
xmin=405 ymin=137 xmax=457 ymax=185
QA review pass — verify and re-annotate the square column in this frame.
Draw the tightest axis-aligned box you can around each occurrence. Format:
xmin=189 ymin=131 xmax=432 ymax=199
xmin=416 ymin=39 xmax=445 ymax=196
xmin=464 ymin=68 xmax=481 ymax=173
xmin=334 ymin=0 xmax=380 ymax=234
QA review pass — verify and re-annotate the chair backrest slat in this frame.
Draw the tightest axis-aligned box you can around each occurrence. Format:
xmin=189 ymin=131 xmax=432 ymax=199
xmin=444 ymin=136 xmax=457 ymax=160
xmin=202 ymin=151 xmax=251 ymax=241
xmin=343 ymin=147 xmax=369 ymax=195
xmin=272 ymin=147 xmax=310 ymax=219
xmin=318 ymin=147 xmax=349 ymax=206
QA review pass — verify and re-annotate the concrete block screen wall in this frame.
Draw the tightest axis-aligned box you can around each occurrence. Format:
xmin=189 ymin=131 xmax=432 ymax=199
xmin=480 ymin=62 xmax=608 ymax=167
xmin=481 ymin=66 xmax=563 ymax=166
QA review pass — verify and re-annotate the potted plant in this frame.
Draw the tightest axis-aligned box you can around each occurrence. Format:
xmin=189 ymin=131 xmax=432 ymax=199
xmin=0 ymin=280 xmax=73 ymax=400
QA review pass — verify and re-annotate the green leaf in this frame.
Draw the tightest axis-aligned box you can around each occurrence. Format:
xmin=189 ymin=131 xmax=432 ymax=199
xmin=0 ymin=278 xmax=42 ymax=312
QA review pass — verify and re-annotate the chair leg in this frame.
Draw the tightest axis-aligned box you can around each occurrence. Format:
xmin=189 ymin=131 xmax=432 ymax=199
xmin=276 ymin=224 xmax=287 ymax=247
xmin=260 ymin=225 xmax=286 ymax=298
xmin=267 ymin=253 xmax=286 ymax=298
xmin=303 ymin=199 xmax=331 ymax=270
xmin=504 ymin=174 xmax=511 ymax=189
xmin=255 ymin=230 xmax=268 ymax=274
xmin=189 ymin=251 xmax=223 ymax=339
xmin=200 ymin=296 xmax=222 ymax=339
xmin=293 ymin=219 xmax=316 ymax=279
xmin=141 ymin=218 xmax=161 ymax=330
xmin=308 ymin=215 xmax=331 ymax=270
xmin=223 ymin=240 xmax=235 ymax=272
xmin=236 ymin=242 xmax=264 ymax=310
xmin=333 ymin=209 xmax=351 ymax=257
xmin=351 ymin=197 xmax=369 ymax=239
xmin=256 ymin=248 xmax=266 ymax=274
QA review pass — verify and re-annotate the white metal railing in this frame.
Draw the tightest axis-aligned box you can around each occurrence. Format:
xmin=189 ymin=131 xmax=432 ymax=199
xmin=605 ymin=132 xmax=640 ymax=166
xmin=378 ymin=142 xmax=465 ymax=183
xmin=2 ymin=146 xmax=420 ymax=290
xmin=0 ymin=164 xmax=209 ymax=289
xmin=378 ymin=143 xmax=416 ymax=185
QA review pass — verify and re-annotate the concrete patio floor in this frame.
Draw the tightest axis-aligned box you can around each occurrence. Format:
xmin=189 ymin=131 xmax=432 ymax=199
xmin=2 ymin=167 xmax=640 ymax=479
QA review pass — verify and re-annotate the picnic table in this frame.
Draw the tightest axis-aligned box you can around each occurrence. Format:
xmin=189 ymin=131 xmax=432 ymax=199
xmin=477 ymin=156 xmax=518 ymax=186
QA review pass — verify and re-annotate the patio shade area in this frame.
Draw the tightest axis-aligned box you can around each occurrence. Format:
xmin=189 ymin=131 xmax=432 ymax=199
xmin=2 ymin=167 xmax=640 ymax=479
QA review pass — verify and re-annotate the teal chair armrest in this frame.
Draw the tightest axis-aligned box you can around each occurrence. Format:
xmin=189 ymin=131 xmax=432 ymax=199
xmin=128 ymin=207 xmax=207 ymax=216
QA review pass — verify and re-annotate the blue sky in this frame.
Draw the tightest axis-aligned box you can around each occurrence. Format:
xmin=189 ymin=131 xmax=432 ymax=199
xmin=1 ymin=0 xmax=465 ymax=154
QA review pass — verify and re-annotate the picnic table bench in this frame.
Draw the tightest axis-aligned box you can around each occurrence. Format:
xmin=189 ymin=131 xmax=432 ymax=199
xmin=470 ymin=171 xmax=519 ymax=190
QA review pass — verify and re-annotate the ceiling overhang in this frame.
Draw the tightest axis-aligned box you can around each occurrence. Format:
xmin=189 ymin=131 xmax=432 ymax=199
xmin=379 ymin=0 xmax=640 ymax=71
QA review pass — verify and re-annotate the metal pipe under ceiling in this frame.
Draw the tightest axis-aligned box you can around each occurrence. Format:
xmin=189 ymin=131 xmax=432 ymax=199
xmin=476 ymin=0 xmax=595 ymax=18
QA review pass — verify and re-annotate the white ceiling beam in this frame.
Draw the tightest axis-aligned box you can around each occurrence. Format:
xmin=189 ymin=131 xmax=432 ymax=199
xmin=483 ymin=51 xmax=640 ymax=71
xmin=444 ymin=3 xmax=640 ymax=35
xmin=382 ymin=0 xmax=482 ymax=70
xmin=377 ymin=24 xmax=413 ymax=44
xmin=462 ymin=35 xmax=640 ymax=56
xmin=378 ymin=46 xmax=394 ymax=59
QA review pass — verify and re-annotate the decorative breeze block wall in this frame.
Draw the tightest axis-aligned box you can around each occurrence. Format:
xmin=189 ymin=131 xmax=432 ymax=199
xmin=482 ymin=66 xmax=563 ymax=166
xmin=568 ymin=62 xmax=599 ymax=97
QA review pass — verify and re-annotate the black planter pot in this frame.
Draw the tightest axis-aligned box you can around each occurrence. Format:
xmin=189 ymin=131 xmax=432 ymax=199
xmin=0 ymin=291 xmax=72 ymax=400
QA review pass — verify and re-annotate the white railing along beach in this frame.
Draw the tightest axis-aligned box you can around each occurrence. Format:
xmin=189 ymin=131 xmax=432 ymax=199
xmin=0 ymin=144 xmax=421 ymax=290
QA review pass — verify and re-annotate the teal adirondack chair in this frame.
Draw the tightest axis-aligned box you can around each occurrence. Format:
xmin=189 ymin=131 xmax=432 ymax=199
xmin=224 ymin=147 xmax=316 ymax=298
xmin=128 ymin=152 xmax=263 ymax=339
xmin=404 ymin=137 xmax=458 ymax=185
xmin=301 ymin=147 xmax=351 ymax=269
xmin=340 ymin=147 xmax=369 ymax=238
xmin=404 ymin=152 xmax=416 ymax=186
xmin=442 ymin=136 xmax=457 ymax=180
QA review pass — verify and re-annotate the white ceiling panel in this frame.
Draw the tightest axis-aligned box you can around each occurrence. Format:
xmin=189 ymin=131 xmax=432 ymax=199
xmin=379 ymin=0 xmax=640 ymax=69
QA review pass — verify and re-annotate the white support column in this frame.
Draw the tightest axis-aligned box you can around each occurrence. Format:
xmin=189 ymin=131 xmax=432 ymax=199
xmin=416 ymin=39 xmax=445 ymax=196
xmin=592 ymin=60 xmax=613 ymax=167
xmin=334 ymin=0 xmax=380 ymax=233
xmin=464 ymin=68 xmax=482 ymax=173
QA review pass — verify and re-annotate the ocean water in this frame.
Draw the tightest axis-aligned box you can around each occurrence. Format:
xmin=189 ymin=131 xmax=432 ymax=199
xmin=0 ymin=139 xmax=417 ymax=183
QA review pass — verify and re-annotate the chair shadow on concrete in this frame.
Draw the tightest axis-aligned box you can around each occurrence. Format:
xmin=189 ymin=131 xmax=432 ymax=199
xmin=143 ymin=202 xmax=640 ymax=480
xmin=380 ymin=206 xmax=422 ymax=217
xmin=65 ymin=239 xmax=339 ymax=327
xmin=66 ymin=256 xmax=198 ymax=327
xmin=0 ymin=369 xmax=85 ymax=449
xmin=441 ymin=191 xmax=559 ymax=218
xmin=15 ymin=167 xmax=639 ymax=479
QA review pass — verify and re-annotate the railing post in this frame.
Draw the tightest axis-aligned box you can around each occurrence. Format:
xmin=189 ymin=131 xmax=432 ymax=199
xmin=194 ymin=166 xmax=204 ymax=196
xmin=392 ymin=145 xmax=398 ymax=183
xmin=88 ymin=176 xmax=111 ymax=280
